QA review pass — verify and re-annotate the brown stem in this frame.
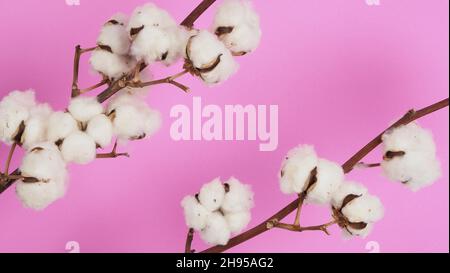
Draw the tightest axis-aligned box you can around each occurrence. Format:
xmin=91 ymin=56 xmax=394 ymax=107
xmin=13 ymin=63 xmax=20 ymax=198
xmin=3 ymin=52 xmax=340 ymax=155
xmin=71 ymin=45 xmax=97 ymax=98
xmin=185 ymin=228 xmax=195 ymax=253
xmin=79 ymin=79 xmax=108 ymax=95
xmin=200 ymin=97 xmax=449 ymax=253
xmin=274 ymin=220 xmax=337 ymax=235
xmin=96 ymin=141 xmax=129 ymax=159
xmin=1 ymin=174 xmax=39 ymax=183
xmin=130 ymin=70 xmax=190 ymax=92
xmin=293 ymin=193 xmax=305 ymax=226
xmin=4 ymin=142 xmax=17 ymax=175
xmin=181 ymin=0 xmax=217 ymax=28
xmin=355 ymin=162 xmax=381 ymax=168
xmin=0 ymin=168 xmax=20 ymax=194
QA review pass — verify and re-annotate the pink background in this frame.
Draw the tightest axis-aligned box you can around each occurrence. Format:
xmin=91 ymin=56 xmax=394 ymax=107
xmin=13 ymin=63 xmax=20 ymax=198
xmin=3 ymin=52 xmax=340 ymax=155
xmin=0 ymin=0 xmax=448 ymax=253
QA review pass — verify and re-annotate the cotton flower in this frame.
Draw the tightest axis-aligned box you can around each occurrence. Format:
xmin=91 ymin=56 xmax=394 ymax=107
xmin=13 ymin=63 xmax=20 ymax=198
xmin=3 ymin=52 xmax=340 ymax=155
xmin=221 ymin=177 xmax=254 ymax=213
xmin=90 ymin=49 xmax=134 ymax=80
xmin=212 ymin=0 xmax=262 ymax=54
xmin=68 ymin=96 xmax=104 ymax=123
xmin=127 ymin=3 xmax=177 ymax=35
xmin=97 ymin=13 xmax=131 ymax=55
xmin=381 ymin=123 xmax=441 ymax=191
xmin=199 ymin=212 xmax=231 ymax=246
xmin=198 ymin=177 xmax=226 ymax=211
xmin=60 ymin=131 xmax=97 ymax=164
xmin=21 ymin=103 xmax=53 ymax=149
xmin=107 ymin=93 xmax=161 ymax=141
xmin=16 ymin=142 xmax=68 ymax=210
xmin=185 ymin=30 xmax=238 ymax=85
xmin=46 ymin=111 xmax=79 ymax=143
xmin=0 ymin=90 xmax=36 ymax=144
xmin=331 ymin=181 xmax=384 ymax=238
xmin=306 ymin=159 xmax=344 ymax=205
xmin=225 ymin=210 xmax=251 ymax=233
xmin=86 ymin=114 xmax=113 ymax=148
xmin=181 ymin=195 xmax=211 ymax=231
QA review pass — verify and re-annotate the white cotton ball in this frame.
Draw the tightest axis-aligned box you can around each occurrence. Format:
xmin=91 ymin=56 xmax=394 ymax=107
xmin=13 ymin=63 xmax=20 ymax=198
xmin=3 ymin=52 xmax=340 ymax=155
xmin=21 ymin=103 xmax=53 ymax=149
xmin=381 ymin=151 xmax=441 ymax=191
xmin=306 ymin=159 xmax=344 ymax=205
xmin=225 ymin=211 xmax=251 ymax=233
xmin=279 ymin=145 xmax=318 ymax=195
xmin=17 ymin=142 xmax=68 ymax=210
xmin=130 ymin=25 xmax=183 ymax=65
xmin=181 ymin=195 xmax=211 ymax=231
xmin=107 ymin=93 xmax=161 ymax=141
xmin=68 ymin=96 xmax=104 ymax=123
xmin=331 ymin=181 xmax=368 ymax=210
xmin=212 ymin=0 xmax=261 ymax=54
xmin=60 ymin=131 xmax=97 ymax=164
xmin=221 ymin=177 xmax=254 ymax=213
xmin=90 ymin=49 xmax=134 ymax=79
xmin=187 ymin=30 xmax=238 ymax=85
xmin=382 ymin=123 xmax=437 ymax=156
xmin=127 ymin=3 xmax=177 ymax=34
xmin=341 ymin=194 xmax=384 ymax=223
xmin=46 ymin=111 xmax=78 ymax=143
xmin=97 ymin=13 xmax=131 ymax=55
xmin=342 ymin=223 xmax=374 ymax=239
xmin=0 ymin=90 xmax=36 ymax=144
xmin=199 ymin=212 xmax=231 ymax=246
xmin=86 ymin=114 xmax=113 ymax=148
xmin=198 ymin=178 xmax=226 ymax=211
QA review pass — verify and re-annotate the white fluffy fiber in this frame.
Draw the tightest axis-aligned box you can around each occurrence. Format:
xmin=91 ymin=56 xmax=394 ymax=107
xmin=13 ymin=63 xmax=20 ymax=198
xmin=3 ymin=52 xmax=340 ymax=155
xmin=279 ymin=145 xmax=318 ymax=194
xmin=21 ymin=103 xmax=53 ymax=149
xmin=0 ymin=90 xmax=36 ymax=144
xmin=68 ymin=96 xmax=104 ymax=123
xmin=86 ymin=114 xmax=113 ymax=148
xmin=97 ymin=13 xmax=130 ymax=55
xmin=127 ymin=3 xmax=176 ymax=32
xmin=198 ymin=177 xmax=226 ymax=211
xmin=181 ymin=195 xmax=211 ymax=231
xmin=199 ymin=211 xmax=231 ymax=246
xmin=46 ymin=111 xmax=79 ymax=143
xmin=188 ymin=30 xmax=238 ymax=85
xmin=90 ymin=49 xmax=134 ymax=79
xmin=60 ymin=131 xmax=97 ymax=164
xmin=16 ymin=142 xmax=68 ymax=210
xmin=381 ymin=123 xmax=441 ymax=191
xmin=225 ymin=210 xmax=251 ymax=233
xmin=107 ymin=93 xmax=161 ymax=141
xmin=212 ymin=0 xmax=262 ymax=54
xmin=306 ymin=159 xmax=344 ymax=205
xmin=221 ymin=177 xmax=254 ymax=213
xmin=332 ymin=181 xmax=384 ymax=238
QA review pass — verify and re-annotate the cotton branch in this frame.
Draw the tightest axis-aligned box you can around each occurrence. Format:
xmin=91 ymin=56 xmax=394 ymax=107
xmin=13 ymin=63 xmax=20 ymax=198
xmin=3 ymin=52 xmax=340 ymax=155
xmin=71 ymin=45 xmax=98 ymax=98
xmin=199 ymin=97 xmax=449 ymax=253
xmin=96 ymin=141 xmax=129 ymax=159
xmin=185 ymin=228 xmax=195 ymax=253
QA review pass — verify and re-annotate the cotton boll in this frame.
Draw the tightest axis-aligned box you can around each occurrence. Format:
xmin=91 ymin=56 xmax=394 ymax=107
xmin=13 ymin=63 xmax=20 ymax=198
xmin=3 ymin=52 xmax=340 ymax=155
xmin=331 ymin=181 xmax=368 ymax=209
xmin=341 ymin=195 xmax=384 ymax=223
xmin=382 ymin=123 xmax=437 ymax=156
xmin=342 ymin=223 xmax=374 ymax=239
xmin=306 ymin=159 xmax=344 ymax=205
xmin=279 ymin=145 xmax=318 ymax=194
xmin=17 ymin=142 xmax=68 ymax=210
xmin=381 ymin=151 xmax=441 ymax=191
xmin=221 ymin=177 xmax=254 ymax=213
xmin=60 ymin=131 xmax=97 ymax=164
xmin=68 ymin=96 xmax=104 ymax=123
xmin=0 ymin=90 xmax=36 ymax=144
xmin=107 ymin=93 xmax=161 ymax=141
xmin=46 ymin=111 xmax=78 ymax=143
xmin=212 ymin=0 xmax=261 ymax=54
xmin=86 ymin=114 xmax=113 ymax=148
xmin=225 ymin=211 xmax=251 ymax=233
xmin=181 ymin=195 xmax=210 ymax=231
xmin=21 ymin=103 xmax=53 ymax=149
xmin=90 ymin=49 xmax=134 ymax=79
xmin=186 ymin=30 xmax=238 ymax=85
xmin=97 ymin=13 xmax=130 ymax=55
xmin=198 ymin=178 xmax=226 ymax=211
xmin=127 ymin=3 xmax=176 ymax=34
xmin=199 ymin=212 xmax=231 ymax=246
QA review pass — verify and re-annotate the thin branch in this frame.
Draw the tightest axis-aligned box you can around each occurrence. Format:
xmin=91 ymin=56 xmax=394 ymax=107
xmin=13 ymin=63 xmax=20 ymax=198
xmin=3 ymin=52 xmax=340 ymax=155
xmin=274 ymin=220 xmax=337 ymax=235
xmin=293 ymin=193 xmax=305 ymax=226
xmin=181 ymin=0 xmax=217 ymax=28
xmin=96 ymin=141 xmax=129 ymax=159
xmin=355 ymin=162 xmax=381 ymax=169
xmin=71 ymin=45 xmax=97 ymax=98
xmin=4 ymin=142 xmax=17 ymax=175
xmin=79 ymin=79 xmax=108 ymax=95
xmin=200 ymin=97 xmax=449 ymax=253
xmin=0 ymin=168 xmax=20 ymax=194
xmin=185 ymin=228 xmax=195 ymax=253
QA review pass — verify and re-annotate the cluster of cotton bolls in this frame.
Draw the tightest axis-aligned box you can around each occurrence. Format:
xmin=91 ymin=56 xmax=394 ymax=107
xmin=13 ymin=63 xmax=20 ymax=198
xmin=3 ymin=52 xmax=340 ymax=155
xmin=381 ymin=122 xmax=441 ymax=191
xmin=0 ymin=90 xmax=161 ymax=210
xmin=89 ymin=0 xmax=261 ymax=85
xmin=181 ymin=177 xmax=254 ymax=246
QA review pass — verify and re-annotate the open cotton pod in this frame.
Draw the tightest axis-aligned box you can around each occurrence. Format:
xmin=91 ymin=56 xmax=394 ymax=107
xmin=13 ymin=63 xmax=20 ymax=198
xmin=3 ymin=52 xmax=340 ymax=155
xmin=60 ymin=131 xmax=97 ymax=164
xmin=46 ymin=111 xmax=79 ymax=144
xmin=97 ymin=13 xmax=131 ymax=55
xmin=86 ymin=114 xmax=113 ymax=148
xmin=181 ymin=195 xmax=211 ymax=231
xmin=199 ymin=211 xmax=231 ymax=246
xmin=20 ymin=103 xmax=53 ymax=149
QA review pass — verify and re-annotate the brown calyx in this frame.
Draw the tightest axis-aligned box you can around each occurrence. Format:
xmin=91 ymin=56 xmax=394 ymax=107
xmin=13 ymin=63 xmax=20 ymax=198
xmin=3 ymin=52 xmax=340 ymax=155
xmin=332 ymin=194 xmax=368 ymax=235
